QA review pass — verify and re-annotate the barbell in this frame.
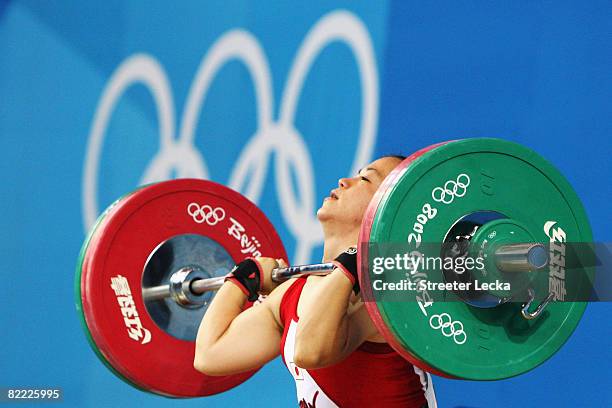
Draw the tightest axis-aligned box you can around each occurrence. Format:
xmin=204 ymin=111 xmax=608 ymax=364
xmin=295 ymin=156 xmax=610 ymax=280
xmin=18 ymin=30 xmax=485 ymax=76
xmin=141 ymin=242 xmax=548 ymax=303
xmin=75 ymin=138 xmax=594 ymax=397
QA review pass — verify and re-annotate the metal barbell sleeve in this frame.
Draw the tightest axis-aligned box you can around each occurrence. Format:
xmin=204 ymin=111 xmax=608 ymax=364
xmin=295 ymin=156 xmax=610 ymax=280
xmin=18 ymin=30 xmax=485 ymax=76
xmin=495 ymin=243 xmax=548 ymax=272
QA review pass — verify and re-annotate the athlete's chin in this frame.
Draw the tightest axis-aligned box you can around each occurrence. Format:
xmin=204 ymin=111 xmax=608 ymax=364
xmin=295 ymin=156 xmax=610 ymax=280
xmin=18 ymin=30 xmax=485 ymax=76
xmin=316 ymin=205 xmax=335 ymax=222
xmin=316 ymin=207 xmax=328 ymax=221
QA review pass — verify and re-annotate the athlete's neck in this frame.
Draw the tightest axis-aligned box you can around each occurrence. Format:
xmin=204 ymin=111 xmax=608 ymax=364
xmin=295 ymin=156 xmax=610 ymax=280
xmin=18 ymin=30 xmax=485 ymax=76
xmin=321 ymin=228 xmax=359 ymax=262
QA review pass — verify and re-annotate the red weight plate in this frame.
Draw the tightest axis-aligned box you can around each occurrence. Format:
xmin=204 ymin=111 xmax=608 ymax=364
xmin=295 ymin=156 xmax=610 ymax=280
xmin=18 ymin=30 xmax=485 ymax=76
xmin=358 ymin=142 xmax=457 ymax=379
xmin=76 ymin=191 xmax=153 ymax=392
xmin=80 ymin=179 xmax=288 ymax=397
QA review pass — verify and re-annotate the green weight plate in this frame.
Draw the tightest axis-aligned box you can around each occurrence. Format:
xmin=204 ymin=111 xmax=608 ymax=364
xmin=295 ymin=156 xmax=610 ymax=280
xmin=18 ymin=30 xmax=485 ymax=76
xmin=364 ymin=138 xmax=593 ymax=380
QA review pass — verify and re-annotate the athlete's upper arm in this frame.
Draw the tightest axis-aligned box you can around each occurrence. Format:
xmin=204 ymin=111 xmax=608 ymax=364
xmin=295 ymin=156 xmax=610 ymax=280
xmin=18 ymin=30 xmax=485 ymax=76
xmin=337 ymin=302 xmax=380 ymax=359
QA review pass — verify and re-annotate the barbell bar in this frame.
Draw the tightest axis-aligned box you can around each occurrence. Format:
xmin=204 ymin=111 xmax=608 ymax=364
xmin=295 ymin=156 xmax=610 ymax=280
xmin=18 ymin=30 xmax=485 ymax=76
xmin=141 ymin=243 xmax=549 ymax=304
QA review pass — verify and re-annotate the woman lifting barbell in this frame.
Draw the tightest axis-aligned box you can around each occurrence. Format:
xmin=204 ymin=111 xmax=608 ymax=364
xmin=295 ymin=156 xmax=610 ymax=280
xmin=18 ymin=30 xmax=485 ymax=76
xmin=194 ymin=155 xmax=433 ymax=408
xmin=78 ymin=138 xmax=592 ymax=399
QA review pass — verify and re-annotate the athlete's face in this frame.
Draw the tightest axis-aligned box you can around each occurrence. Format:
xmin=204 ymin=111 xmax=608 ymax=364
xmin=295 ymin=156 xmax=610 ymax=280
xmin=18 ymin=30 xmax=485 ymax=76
xmin=317 ymin=157 xmax=402 ymax=227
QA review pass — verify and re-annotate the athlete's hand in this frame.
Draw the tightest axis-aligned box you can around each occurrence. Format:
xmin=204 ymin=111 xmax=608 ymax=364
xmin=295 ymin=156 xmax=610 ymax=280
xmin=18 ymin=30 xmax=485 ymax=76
xmin=254 ymin=257 xmax=288 ymax=295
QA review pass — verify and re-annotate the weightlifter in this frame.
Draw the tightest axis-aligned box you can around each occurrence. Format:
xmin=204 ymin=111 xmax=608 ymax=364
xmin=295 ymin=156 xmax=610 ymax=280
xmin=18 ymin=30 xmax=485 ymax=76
xmin=194 ymin=155 xmax=435 ymax=407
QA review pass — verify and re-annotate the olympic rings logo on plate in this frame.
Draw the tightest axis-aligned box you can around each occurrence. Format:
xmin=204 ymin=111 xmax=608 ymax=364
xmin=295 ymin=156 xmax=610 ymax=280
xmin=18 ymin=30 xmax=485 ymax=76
xmin=432 ymin=174 xmax=471 ymax=205
xmin=83 ymin=10 xmax=379 ymax=265
xmin=429 ymin=313 xmax=467 ymax=345
xmin=187 ymin=203 xmax=226 ymax=226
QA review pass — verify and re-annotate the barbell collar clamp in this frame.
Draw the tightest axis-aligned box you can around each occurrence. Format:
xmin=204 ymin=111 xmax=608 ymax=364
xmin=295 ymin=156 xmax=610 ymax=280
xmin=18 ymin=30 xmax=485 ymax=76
xmin=521 ymin=288 xmax=555 ymax=320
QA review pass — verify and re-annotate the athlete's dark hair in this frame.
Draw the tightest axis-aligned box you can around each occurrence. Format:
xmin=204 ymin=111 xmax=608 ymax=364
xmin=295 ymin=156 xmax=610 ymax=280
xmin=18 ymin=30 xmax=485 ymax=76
xmin=379 ymin=154 xmax=406 ymax=161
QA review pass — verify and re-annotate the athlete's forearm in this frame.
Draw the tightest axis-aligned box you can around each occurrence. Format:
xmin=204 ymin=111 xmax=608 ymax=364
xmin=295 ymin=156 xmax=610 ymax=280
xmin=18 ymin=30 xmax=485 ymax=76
xmin=194 ymin=282 xmax=247 ymax=368
xmin=294 ymin=270 xmax=354 ymax=368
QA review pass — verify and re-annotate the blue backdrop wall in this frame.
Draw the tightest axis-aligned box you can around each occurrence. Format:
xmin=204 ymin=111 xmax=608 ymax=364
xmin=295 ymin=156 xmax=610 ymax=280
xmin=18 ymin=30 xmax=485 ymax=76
xmin=1 ymin=1 xmax=610 ymax=407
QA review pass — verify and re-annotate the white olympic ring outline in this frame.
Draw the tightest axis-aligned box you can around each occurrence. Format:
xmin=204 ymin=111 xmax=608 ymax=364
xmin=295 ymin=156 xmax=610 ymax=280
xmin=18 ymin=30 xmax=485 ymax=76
xmin=187 ymin=203 xmax=226 ymax=226
xmin=429 ymin=313 xmax=467 ymax=345
xmin=82 ymin=10 xmax=378 ymax=264
xmin=432 ymin=174 xmax=470 ymax=204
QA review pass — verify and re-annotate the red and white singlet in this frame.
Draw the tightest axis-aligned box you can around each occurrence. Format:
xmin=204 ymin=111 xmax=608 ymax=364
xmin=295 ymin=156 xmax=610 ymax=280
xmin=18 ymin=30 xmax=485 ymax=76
xmin=279 ymin=277 xmax=436 ymax=407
